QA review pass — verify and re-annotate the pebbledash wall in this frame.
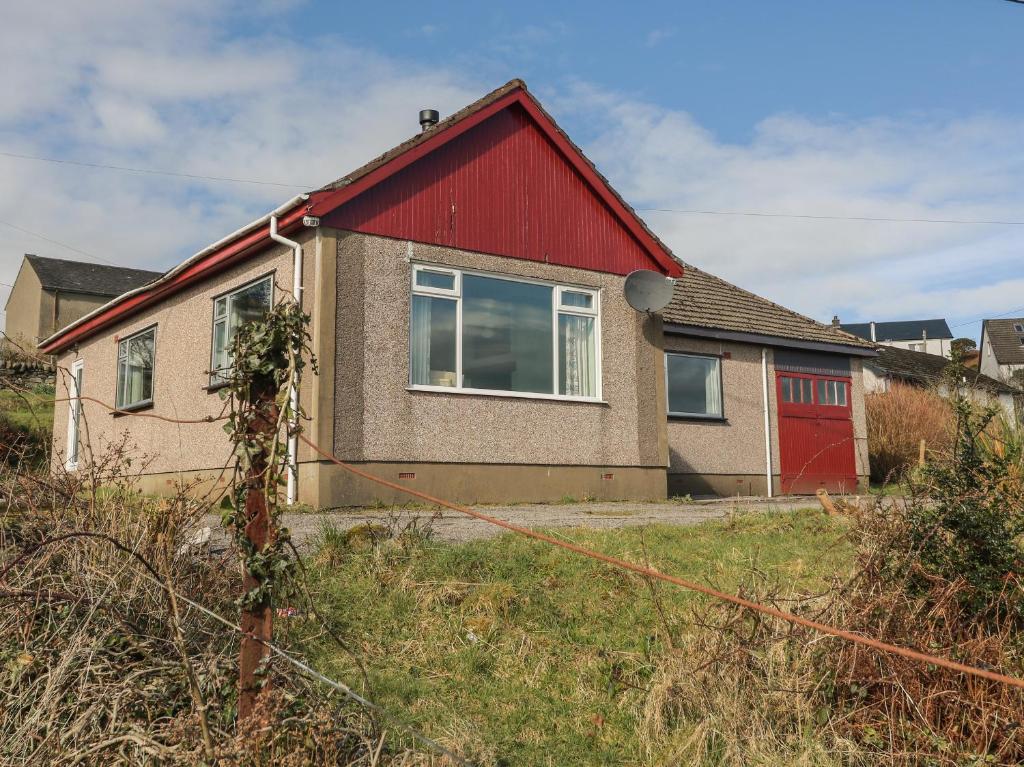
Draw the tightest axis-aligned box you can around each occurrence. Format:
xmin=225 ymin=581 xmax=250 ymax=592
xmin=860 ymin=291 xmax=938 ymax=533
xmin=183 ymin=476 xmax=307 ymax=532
xmin=51 ymin=229 xmax=319 ymax=499
xmin=51 ymin=226 xmax=670 ymax=506
xmin=318 ymin=230 xmax=669 ymax=506
xmin=664 ymin=335 xmax=869 ymax=497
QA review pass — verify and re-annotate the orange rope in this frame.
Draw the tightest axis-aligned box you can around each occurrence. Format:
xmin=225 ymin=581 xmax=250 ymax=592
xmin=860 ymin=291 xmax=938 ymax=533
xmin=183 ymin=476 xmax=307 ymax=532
xmin=299 ymin=434 xmax=1024 ymax=692
xmin=18 ymin=389 xmax=1024 ymax=691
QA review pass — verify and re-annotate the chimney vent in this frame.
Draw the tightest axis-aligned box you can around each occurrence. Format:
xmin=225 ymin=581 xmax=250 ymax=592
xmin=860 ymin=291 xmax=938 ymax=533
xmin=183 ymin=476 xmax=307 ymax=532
xmin=831 ymin=315 xmax=840 ymax=327
xmin=419 ymin=109 xmax=439 ymax=132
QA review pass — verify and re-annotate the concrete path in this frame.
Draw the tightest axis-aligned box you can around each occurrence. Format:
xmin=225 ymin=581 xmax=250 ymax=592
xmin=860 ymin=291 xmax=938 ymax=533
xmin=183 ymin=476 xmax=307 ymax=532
xmin=204 ymin=495 xmax=838 ymax=548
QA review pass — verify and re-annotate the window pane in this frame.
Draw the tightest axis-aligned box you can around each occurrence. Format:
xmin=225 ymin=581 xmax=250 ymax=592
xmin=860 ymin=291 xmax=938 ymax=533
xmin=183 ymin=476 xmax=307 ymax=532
xmin=116 ymin=330 xmax=154 ymax=407
xmin=667 ymin=355 xmax=722 ymax=416
xmin=70 ymin=366 xmax=83 ymax=464
xmin=212 ymin=278 xmax=272 ymax=382
xmin=410 ymin=295 xmax=457 ymax=386
xmin=802 ymin=379 xmax=812 ymax=403
xmin=462 ymin=275 xmax=553 ymax=393
xmin=561 ymin=290 xmax=593 ymax=309
xmin=816 ymin=379 xmax=826 ymax=404
xmin=837 ymin=382 xmax=847 ymax=406
xmin=415 ymin=269 xmax=455 ymax=291
xmin=559 ymin=314 xmax=596 ymax=396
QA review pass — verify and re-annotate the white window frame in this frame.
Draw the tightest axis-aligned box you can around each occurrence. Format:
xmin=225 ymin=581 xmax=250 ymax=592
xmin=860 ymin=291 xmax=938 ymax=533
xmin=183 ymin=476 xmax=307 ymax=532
xmin=65 ymin=359 xmax=84 ymax=470
xmin=665 ymin=352 xmax=724 ymax=419
xmin=116 ymin=325 xmax=157 ymax=411
xmin=408 ymin=263 xmax=603 ymax=402
xmin=210 ymin=274 xmax=275 ymax=386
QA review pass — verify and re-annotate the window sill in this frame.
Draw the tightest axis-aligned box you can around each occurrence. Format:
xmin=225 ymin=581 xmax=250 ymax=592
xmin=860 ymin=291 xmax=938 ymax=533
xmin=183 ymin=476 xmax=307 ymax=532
xmin=204 ymin=381 xmax=229 ymax=394
xmin=112 ymin=400 xmax=154 ymax=417
xmin=668 ymin=413 xmax=728 ymax=423
xmin=407 ymin=385 xmax=608 ymax=405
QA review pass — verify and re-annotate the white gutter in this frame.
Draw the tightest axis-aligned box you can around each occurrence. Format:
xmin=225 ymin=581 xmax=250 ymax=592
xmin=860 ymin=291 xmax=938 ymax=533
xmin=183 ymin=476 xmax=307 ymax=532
xmin=39 ymin=195 xmax=309 ymax=350
xmin=761 ymin=347 xmax=773 ymax=498
xmin=269 ymin=214 xmax=303 ymax=506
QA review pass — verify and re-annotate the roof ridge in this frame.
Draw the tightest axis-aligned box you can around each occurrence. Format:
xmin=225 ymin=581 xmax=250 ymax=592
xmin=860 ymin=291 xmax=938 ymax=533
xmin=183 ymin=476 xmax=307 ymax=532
xmin=678 ymin=261 xmax=872 ymax=348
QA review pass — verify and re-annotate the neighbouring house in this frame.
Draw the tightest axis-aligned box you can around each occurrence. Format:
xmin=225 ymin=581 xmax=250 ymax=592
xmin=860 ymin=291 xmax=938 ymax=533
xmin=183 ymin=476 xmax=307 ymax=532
xmin=4 ymin=254 xmax=161 ymax=354
xmin=839 ymin=318 xmax=953 ymax=358
xmin=42 ymin=80 xmax=871 ymax=506
xmin=864 ymin=345 xmax=1020 ymax=424
xmin=980 ymin=318 xmax=1024 ymax=387
xmin=664 ymin=267 xmax=875 ymax=496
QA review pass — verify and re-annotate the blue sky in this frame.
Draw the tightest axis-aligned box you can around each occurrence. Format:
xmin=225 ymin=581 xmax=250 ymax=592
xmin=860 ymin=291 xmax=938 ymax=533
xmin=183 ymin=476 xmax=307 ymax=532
xmin=2 ymin=0 xmax=1023 ymax=341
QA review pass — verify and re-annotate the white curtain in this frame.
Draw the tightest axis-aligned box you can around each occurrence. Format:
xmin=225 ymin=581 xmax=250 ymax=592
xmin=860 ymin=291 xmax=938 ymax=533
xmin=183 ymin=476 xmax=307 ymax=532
xmin=561 ymin=314 xmax=595 ymax=397
xmin=704 ymin=358 xmax=722 ymax=416
xmin=410 ymin=296 xmax=431 ymax=385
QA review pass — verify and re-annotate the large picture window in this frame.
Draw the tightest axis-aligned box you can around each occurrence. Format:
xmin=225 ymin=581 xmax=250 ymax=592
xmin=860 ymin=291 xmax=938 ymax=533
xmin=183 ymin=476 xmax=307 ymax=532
xmin=666 ymin=353 xmax=723 ymax=418
xmin=210 ymin=276 xmax=273 ymax=385
xmin=409 ymin=265 xmax=601 ymax=399
xmin=116 ymin=326 xmax=156 ymax=410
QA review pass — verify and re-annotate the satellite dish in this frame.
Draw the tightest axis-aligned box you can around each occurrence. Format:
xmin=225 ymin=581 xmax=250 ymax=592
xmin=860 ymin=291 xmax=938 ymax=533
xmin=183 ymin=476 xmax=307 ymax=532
xmin=624 ymin=270 xmax=675 ymax=313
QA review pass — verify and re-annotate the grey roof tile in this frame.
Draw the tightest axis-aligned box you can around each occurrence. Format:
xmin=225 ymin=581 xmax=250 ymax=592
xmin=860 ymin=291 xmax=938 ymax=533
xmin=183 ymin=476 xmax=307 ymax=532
xmin=25 ymin=255 xmax=162 ymax=297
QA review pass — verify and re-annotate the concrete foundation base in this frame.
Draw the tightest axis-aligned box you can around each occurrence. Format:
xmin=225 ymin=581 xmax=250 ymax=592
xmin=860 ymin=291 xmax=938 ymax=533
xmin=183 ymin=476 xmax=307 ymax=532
xmin=313 ymin=461 xmax=667 ymax=508
xmin=668 ymin=472 xmax=870 ymax=498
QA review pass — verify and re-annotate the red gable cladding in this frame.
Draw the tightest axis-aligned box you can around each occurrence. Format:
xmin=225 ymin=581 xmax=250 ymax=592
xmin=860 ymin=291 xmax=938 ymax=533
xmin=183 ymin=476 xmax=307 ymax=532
xmin=322 ymin=104 xmax=663 ymax=276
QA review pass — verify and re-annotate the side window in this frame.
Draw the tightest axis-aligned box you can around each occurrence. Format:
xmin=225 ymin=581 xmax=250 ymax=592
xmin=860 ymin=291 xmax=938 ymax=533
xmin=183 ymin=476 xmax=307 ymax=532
xmin=210 ymin=276 xmax=273 ymax=385
xmin=666 ymin=353 xmax=723 ymax=418
xmin=116 ymin=327 xmax=156 ymax=410
xmin=66 ymin=360 xmax=84 ymax=469
xmin=816 ymin=379 xmax=848 ymax=406
xmin=781 ymin=376 xmax=812 ymax=404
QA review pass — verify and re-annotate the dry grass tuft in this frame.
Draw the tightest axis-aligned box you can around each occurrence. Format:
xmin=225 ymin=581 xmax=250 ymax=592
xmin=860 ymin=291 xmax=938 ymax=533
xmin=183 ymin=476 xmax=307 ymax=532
xmin=865 ymin=382 xmax=954 ymax=483
xmin=0 ymin=439 xmax=441 ymax=765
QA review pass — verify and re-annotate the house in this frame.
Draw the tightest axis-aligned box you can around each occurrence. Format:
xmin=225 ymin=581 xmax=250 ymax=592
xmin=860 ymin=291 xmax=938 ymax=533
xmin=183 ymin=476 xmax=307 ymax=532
xmin=664 ymin=266 xmax=875 ymax=496
xmin=839 ymin=318 xmax=953 ymax=358
xmin=979 ymin=318 xmax=1024 ymax=386
xmin=41 ymin=80 xmax=871 ymax=506
xmin=864 ymin=345 xmax=1019 ymax=424
xmin=4 ymin=255 xmax=161 ymax=353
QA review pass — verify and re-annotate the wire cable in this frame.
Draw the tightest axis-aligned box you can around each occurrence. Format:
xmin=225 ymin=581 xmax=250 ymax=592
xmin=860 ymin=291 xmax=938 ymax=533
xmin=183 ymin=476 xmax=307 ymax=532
xmin=0 ymin=219 xmax=121 ymax=267
xmin=637 ymin=207 xmax=1024 ymax=226
xmin=0 ymin=150 xmax=312 ymax=189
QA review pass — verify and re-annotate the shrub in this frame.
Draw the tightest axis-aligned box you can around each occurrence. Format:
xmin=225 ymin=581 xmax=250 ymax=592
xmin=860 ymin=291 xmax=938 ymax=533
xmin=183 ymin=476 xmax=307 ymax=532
xmin=865 ymin=381 xmax=953 ymax=483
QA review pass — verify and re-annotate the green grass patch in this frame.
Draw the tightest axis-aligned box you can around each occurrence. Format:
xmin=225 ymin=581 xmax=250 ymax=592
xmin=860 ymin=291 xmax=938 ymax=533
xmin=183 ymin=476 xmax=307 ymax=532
xmin=302 ymin=508 xmax=852 ymax=765
xmin=0 ymin=386 xmax=53 ymax=466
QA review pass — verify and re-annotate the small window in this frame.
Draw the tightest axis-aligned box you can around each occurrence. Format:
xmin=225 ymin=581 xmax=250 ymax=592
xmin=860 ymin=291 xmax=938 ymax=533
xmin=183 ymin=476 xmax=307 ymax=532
xmin=781 ymin=376 xmax=813 ymax=404
xmin=816 ymin=379 xmax=848 ymax=406
xmin=116 ymin=327 xmax=156 ymax=409
xmin=560 ymin=289 xmax=594 ymax=310
xmin=66 ymin=360 xmax=84 ymax=469
xmin=210 ymin=276 xmax=273 ymax=385
xmin=1014 ymin=323 xmax=1024 ymax=333
xmin=666 ymin=353 xmax=722 ymax=418
xmin=415 ymin=268 xmax=456 ymax=292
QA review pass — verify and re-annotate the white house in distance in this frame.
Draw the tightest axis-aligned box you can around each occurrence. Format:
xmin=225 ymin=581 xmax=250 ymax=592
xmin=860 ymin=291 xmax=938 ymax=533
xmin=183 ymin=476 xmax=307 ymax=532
xmin=838 ymin=318 xmax=953 ymax=358
xmin=980 ymin=318 xmax=1024 ymax=385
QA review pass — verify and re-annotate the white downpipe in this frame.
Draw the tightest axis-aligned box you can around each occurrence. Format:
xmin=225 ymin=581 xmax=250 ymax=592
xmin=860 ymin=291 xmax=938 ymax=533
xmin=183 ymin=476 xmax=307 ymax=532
xmin=269 ymin=215 xmax=303 ymax=506
xmin=761 ymin=347 xmax=774 ymax=498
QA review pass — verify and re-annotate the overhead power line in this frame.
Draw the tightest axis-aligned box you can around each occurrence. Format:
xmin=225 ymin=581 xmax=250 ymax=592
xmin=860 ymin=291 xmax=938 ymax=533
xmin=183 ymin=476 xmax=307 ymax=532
xmin=0 ymin=150 xmax=312 ymax=189
xmin=638 ymin=207 xmax=1024 ymax=226
xmin=949 ymin=304 xmax=1024 ymax=330
xmin=0 ymin=219 xmax=121 ymax=267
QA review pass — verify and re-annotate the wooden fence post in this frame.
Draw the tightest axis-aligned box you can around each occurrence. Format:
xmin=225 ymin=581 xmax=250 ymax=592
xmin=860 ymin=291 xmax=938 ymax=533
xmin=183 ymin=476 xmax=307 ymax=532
xmin=919 ymin=439 xmax=927 ymax=467
xmin=237 ymin=378 xmax=278 ymax=723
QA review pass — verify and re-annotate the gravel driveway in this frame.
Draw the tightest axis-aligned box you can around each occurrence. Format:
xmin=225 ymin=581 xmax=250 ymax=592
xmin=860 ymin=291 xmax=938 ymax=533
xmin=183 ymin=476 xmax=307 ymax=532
xmin=203 ymin=495 xmax=831 ymax=548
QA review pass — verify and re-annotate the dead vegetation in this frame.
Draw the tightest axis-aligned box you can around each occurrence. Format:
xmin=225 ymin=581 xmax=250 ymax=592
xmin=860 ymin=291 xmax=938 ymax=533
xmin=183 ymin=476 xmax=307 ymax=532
xmin=865 ymin=381 xmax=954 ymax=483
xmin=0 ymin=439 xmax=447 ymax=765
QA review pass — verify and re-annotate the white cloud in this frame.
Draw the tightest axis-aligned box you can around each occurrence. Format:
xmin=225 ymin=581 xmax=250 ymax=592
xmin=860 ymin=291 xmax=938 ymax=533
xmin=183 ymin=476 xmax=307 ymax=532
xmin=0 ymin=3 xmax=1021 ymax=345
xmin=557 ymin=82 xmax=1024 ymax=336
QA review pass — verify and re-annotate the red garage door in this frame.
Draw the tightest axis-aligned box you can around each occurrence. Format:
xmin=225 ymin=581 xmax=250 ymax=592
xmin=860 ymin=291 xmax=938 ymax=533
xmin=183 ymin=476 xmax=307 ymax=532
xmin=776 ymin=372 xmax=857 ymax=494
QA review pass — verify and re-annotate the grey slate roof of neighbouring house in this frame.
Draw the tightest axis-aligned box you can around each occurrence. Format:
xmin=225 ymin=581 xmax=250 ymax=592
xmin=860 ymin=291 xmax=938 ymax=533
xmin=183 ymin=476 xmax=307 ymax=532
xmin=841 ymin=318 xmax=953 ymax=342
xmin=869 ymin=345 xmax=1017 ymax=395
xmin=663 ymin=263 xmax=874 ymax=351
xmin=982 ymin=318 xmax=1024 ymax=366
xmin=25 ymin=255 xmax=163 ymax=298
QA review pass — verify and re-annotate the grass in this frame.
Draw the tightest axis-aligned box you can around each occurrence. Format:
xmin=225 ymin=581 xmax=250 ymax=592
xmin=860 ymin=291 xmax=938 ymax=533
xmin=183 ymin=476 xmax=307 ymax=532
xmin=303 ymin=508 xmax=852 ymax=766
xmin=0 ymin=386 xmax=54 ymax=434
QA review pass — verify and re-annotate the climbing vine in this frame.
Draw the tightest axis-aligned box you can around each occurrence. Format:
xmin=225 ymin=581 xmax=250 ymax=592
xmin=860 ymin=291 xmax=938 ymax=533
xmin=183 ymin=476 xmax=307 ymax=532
xmin=218 ymin=295 xmax=316 ymax=610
